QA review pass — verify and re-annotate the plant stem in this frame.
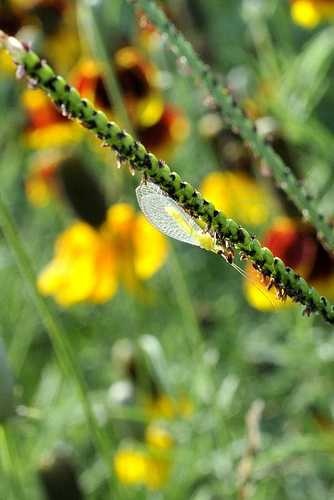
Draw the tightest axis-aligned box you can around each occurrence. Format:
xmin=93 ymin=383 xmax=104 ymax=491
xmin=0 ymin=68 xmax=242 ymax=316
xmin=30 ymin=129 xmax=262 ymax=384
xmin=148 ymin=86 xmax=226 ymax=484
xmin=0 ymin=424 xmax=26 ymax=500
xmin=0 ymin=194 xmax=117 ymax=498
xmin=1 ymin=31 xmax=334 ymax=324
xmin=78 ymin=0 xmax=134 ymax=135
xmin=168 ymin=249 xmax=203 ymax=354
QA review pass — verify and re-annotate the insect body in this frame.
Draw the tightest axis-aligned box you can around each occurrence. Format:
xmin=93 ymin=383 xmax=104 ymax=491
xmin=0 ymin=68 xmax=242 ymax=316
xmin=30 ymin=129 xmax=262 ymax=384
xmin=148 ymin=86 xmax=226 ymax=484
xmin=136 ymin=181 xmax=239 ymax=268
xmin=136 ymin=181 xmax=218 ymax=253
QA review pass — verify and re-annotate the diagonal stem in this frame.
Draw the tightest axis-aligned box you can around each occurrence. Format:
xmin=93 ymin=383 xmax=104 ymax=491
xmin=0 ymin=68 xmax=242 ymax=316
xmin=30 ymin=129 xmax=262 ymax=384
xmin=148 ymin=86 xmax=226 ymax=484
xmin=0 ymin=425 xmax=26 ymax=500
xmin=1 ymin=31 xmax=333 ymax=323
xmin=78 ymin=0 xmax=135 ymax=135
xmin=0 ymin=194 xmax=117 ymax=498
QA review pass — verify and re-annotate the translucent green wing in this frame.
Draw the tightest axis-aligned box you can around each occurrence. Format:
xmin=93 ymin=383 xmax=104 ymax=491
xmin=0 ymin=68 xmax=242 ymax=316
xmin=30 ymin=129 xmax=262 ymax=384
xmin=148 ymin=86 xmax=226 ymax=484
xmin=136 ymin=181 xmax=201 ymax=246
xmin=136 ymin=182 xmax=274 ymax=306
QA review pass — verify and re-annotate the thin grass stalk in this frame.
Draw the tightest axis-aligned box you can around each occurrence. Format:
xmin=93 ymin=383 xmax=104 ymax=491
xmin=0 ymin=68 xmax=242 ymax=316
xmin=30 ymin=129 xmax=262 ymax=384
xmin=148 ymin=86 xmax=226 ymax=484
xmin=77 ymin=1 xmax=135 ymax=135
xmin=0 ymin=194 xmax=117 ymax=498
xmin=0 ymin=424 xmax=26 ymax=500
xmin=130 ymin=0 xmax=334 ymax=253
xmin=1 ymin=32 xmax=334 ymax=325
xmin=168 ymin=250 xmax=203 ymax=354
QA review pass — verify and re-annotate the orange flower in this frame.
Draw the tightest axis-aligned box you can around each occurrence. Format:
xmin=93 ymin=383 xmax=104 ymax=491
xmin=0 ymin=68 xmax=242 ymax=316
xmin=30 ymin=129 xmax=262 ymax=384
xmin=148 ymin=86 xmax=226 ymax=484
xmin=21 ymin=89 xmax=82 ymax=149
xmin=137 ymin=104 xmax=189 ymax=158
xmin=245 ymin=217 xmax=334 ymax=311
xmin=71 ymin=59 xmax=113 ymax=114
xmin=290 ymin=0 xmax=334 ymax=28
xmin=38 ymin=203 xmax=168 ymax=306
xmin=25 ymin=152 xmax=61 ymax=207
xmin=71 ymin=51 xmax=188 ymax=157
xmin=115 ymin=46 xmax=163 ymax=128
xmin=71 ymin=48 xmax=163 ymax=128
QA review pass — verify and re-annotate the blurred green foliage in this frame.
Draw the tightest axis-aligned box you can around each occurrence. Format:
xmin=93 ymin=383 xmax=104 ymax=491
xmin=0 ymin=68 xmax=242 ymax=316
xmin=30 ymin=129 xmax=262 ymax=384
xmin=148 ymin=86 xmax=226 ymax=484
xmin=1 ymin=1 xmax=334 ymax=499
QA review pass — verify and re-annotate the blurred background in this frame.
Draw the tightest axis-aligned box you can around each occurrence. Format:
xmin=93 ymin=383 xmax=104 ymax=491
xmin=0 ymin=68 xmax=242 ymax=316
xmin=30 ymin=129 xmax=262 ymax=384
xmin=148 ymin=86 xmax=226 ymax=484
xmin=1 ymin=0 xmax=334 ymax=498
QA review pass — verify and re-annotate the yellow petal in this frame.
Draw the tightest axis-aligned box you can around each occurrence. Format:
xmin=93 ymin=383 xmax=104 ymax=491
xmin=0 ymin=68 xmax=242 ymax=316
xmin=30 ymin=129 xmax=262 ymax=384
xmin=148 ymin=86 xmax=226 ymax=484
xmin=145 ymin=425 xmax=174 ymax=450
xmin=313 ymin=273 xmax=334 ymax=301
xmin=319 ymin=2 xmax=334 ymax=19
xmin=25 ymin=176 xmax=52 ymax=207
xmin=244 ymin=265 xmax=292 ymax=311
xmin=24 ymin=123 xmax=82 ymax=150
xmin=144 ymin=394 xmax=178 ymax=420
xmin=291 ymin=1 xmax=321 ymax=28
xmin=177 ymin=395 xmax=194 ymax=418
xmin=90 ymin=245 xmax=118 ymax=303
xmin=201 ymin=171 xmax=269 ymax=226
xmin=38 ymin=225 xmax=98 ymax=306
xmin=113 ymin=447 xmax=170 ymax=490
xmin=38 ymin=223 xmax=118 ymax=306
xmin=114 ymin=449 xmax=148 ymax=485
xmin=135 ymin=93 xmax=164 ymax=128
xmin=133 ymin=214 xmax=168 ymax=280
xmin=104 ymin=203 xmax=136 ymax=238
xmin=144 ymin=456 xmax=171 ymax=490
xmin=0 ymin=51 xmax=15 ymax=74
xmin=104 ymin=203 xmax=168 ymax=282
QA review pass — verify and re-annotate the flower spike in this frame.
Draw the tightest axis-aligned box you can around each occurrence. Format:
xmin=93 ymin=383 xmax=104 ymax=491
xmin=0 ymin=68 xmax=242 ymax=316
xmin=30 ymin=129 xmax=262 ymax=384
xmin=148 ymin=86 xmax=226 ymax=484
xmin=1 ymin=30 xmax=334 ymax=324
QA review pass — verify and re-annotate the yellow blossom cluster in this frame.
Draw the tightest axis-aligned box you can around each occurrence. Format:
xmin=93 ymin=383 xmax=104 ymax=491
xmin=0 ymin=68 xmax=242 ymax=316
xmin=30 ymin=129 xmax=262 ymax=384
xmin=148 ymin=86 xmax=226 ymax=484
xmin=38 ymin=204 xmax=168 ymax=306
xmin=290 ymin=0 xmax=334 ymax=28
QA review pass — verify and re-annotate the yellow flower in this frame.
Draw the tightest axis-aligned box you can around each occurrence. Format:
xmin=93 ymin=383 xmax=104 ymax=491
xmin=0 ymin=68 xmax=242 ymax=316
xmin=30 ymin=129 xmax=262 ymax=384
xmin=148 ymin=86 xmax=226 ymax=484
xmin=144 ymin=394 xmax=194 ymax=420
xmin=0 ymin=51 xmax=16 ymax=74
xmin=25 ymin=152 xmax=61 ymax=207
xmin=144 ymin=455 xmax=171 ymax=490
xmin=290 ymin=0 xmax=334 ymax=28
xmin=38 ymin=222 xmax=117 ymax=306
xmin=145 ymin=424 xmax=174 ymax=450
xmin=200 ymin=171 xmax=269 ymax=226
xmin=114 ymin=447 xmax=171 ymax=490
xmin=38 ymin=203 xmax=168 ymax=306
xmin=244 ymin=265 xmax=293 ymax=312
xmin=114 ymin=449 xmax=148 ymax=486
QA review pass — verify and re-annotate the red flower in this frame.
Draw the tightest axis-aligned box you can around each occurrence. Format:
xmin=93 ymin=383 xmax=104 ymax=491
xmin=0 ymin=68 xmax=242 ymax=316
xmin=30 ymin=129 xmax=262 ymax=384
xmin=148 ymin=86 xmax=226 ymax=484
xmin=245 ymin=218 xmax=334 ymax=311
